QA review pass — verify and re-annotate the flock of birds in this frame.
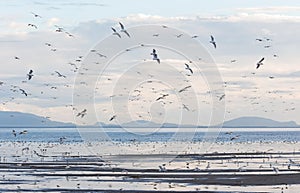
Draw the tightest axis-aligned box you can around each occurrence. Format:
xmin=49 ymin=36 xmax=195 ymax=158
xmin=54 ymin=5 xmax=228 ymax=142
xmin=0 ymin=11 xmax=297 ymax=142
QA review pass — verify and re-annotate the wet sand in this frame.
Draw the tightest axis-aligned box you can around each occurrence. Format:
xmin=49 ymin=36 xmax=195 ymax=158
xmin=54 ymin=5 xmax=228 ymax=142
xmin=0 ymin=141 xmax=299 ymax=192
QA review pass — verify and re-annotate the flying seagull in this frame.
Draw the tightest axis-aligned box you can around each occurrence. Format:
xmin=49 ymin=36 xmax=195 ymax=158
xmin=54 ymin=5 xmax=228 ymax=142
xmin=256 ymin=57 xmax=265 ymax=69
xmin=182 ymin=104 xmax=190 ymax=111
xmin=77 ymin=109 xmax=87 ymax=118
xmin=179 ymin=85 xmax=191 ymax=93
xmin=109 ymin=115 xmax=117 ymax=121
xmin=19 ymin=130 xmax=28 ymax=135
xmin=19 ymin=89 xmax=28 ymax=96
xmin=184 ymin=63 xmax=193 ymax=74
xmin=209 ymin=35 xmax=217 ymax=48
xmin=28 ymin=23 xmax=37 ymax=29
xmin=55 ymin=71 xmax=66 ymax=78
xmin=219 ymin=94 xmax=225 ymax=101
xmin=156 ymin=94 xmax=169 ymax=101
xmin=31 ymin=12 xmax=42 ymax=18
xmin=230 ymin=135 xmax=240 ymax=141
xmin=111 ymin=27 xmax=121 ymax=38
xmin=151 ymin=49 xmax=160 ymax=63
xmin=27 ymin=70 xmax=34 ymax=80
xmin=96 ymin=53 xmax=107 ymax=58
xmin=119 ymin=22 xmax=130 ymax=37
xmin=176 ymin=34 xmax=183 ymax=38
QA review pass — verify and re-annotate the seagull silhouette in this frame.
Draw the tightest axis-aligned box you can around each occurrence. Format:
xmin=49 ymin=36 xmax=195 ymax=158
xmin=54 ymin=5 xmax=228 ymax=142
xmin=19 ymin=130 xmax=28 ymax=135
xmin=156 ymin=94 xmax=168 ymax=101
xmin=219 ymin=94 xmax=225 ymax=101
xmin=183 ymin=104 xmax=190 ymax=111
xmin=55 ymin=71 xmax=66 ymax=78
xmin=19 ymin=89 xmax=28 ymax=96
xmin=77 ymin=109 xmax=87 ymax=118
xmin=256 ymin=57 xmax=265 ymax=69
xmin=151 ymin=49 xmax=160 ymax=63
xmin=209 ymin=35 xmax=217 ymax=48
xmin=111 ymin=27 xmax=121 ymax=38
xmin=119 ymin=22 xmax=130 ymax=37
xmin=28 ymin=24 xmax=37 ymax=29
xmin=27 ymin=70 xmax=34 ymax=80
xmin=109 ymin=115 xmax=117 ymax=121
xmin=31 ymin=12 xmax=42 ymax=18
xmin=184 ymin=63 xmax=193 ymax=74
xmin=179 ymin=85 xmax=191 ymax=93
xmin=12 ymin=130 xmax=17 ymax=137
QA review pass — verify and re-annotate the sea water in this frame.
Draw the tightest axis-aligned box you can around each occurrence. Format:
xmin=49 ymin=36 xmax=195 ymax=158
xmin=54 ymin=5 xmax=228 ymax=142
xmin=0 ymin=127 xmax=300 ymax=143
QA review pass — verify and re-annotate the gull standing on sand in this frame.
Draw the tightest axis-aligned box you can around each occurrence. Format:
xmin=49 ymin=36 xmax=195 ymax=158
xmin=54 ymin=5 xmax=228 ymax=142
xmin=119 ymin=22 xmax=130 ymax=37
xmin=12 ymin=130 xmax=17 ymax=137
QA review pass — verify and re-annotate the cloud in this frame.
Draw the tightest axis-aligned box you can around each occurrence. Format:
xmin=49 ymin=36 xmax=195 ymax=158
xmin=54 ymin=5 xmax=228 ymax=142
xmin=1 ymin=13 xmax=299 ymax=124
xmin=236 ymin=6 xmax=300 ymax=13
xmin=47 ymin=17 xmax=60 ymax=27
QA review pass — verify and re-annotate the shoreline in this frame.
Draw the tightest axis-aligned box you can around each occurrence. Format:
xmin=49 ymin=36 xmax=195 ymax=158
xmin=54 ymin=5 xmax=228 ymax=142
xmin=0 ymin=141 xmax=299 ymax=192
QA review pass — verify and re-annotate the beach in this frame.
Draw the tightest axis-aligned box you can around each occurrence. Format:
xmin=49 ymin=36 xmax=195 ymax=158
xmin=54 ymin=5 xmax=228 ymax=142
xmin=1 ymin=140 xmax=299 ymax=192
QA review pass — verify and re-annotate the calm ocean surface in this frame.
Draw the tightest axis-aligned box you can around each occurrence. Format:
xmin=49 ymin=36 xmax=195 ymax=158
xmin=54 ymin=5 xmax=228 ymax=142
xmin=0 ymin=128 xmax=300 ymax=143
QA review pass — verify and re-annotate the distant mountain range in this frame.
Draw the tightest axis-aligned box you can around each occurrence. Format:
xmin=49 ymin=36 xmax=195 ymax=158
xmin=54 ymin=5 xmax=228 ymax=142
xmin=0 ymin=111 xmax=74 ymax=128
xmin=0 ymin=111 xmax=299 ymax=128
xmin=220 ymin=116 xmax=299 ymax=128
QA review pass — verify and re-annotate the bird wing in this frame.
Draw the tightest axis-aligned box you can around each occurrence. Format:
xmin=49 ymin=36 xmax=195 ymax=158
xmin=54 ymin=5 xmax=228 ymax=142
xmin=29 ymin=70 xmax=33 ymax=74
xmin=189 ymin=68 xmax=193 ymax=74
xmin=210 ymin=35 xmax=214 ymax=41
xmin=109 ymin=115 xmax=116 ymax=121
xmin=156 ymin=97 xmax=162 ymax=101
xmin=259 ymin=57 xmax=265 ymax=63
xmin=185 ymin=63 xmax=189 ymax=68
xmin=256 ymin=64 xmax=260 ymax=69
xmin=116 ymin=33 xmax=121 ymax=38
xmin=55 ymin=71 xmax=61 ymax=76
xmin=111 ymin=27 xmax=117 ymax=33
xmin=119 ymin=22 xmax=124 ymax=30
xmin=153 ymin=49 xmax=156 ymax=54
xmin=212 ymin=42 xmax=217 ymax=48
xmin=124 ymin=30 xmax=130 ymax=37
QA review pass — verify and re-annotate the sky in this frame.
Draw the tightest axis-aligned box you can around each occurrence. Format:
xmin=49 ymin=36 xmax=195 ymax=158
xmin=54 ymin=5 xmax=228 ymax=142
xmin=0 ymin=0 xmax=299 ymax=126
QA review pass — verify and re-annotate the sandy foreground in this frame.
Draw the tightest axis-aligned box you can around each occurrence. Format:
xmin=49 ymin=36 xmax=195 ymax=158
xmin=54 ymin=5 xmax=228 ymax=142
xmin=0 ymin=141 xmax=300 ymax=192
